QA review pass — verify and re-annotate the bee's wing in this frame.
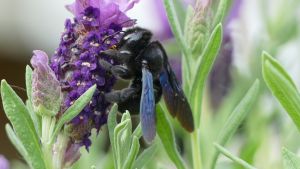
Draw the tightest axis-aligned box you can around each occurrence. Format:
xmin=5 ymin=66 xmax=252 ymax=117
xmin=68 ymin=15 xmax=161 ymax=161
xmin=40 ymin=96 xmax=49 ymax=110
xmin=159 ymin=57 xmax=194 ymax=132
xmin=140 ymin=67 xmax=156 ymax=143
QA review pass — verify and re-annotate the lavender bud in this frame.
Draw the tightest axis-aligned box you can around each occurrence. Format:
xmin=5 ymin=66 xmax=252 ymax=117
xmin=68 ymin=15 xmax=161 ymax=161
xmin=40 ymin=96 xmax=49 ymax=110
xmin=186 ymin=0 xmax=211 ymax=54
xmin=31 ymin=50 xmax=62 ymax=116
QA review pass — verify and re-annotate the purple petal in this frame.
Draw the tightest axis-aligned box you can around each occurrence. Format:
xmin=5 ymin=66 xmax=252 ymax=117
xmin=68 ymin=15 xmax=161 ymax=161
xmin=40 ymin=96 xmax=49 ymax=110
xmin=0 ymin=155 xmax=9 ymax=169
xmin=115 ymin=0 xmax=140 ymax=12
xmin=31 ymin=50 xmax=49 ymax=67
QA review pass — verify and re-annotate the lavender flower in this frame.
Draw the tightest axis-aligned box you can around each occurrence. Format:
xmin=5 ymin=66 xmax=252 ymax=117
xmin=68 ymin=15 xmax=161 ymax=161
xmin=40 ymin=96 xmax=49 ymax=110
xmin=0 ymin=155 xmax=9 ymax=169
xmin=31 ymin=50 xmax=62 ymax=116
xmin=50 ymin=0 xmax=138 ymax=148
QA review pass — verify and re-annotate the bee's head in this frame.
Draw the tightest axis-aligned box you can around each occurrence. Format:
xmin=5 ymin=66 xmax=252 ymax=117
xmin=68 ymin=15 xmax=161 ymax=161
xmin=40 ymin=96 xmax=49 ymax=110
xmin=119 ymin=27 xmax=152 ymax=50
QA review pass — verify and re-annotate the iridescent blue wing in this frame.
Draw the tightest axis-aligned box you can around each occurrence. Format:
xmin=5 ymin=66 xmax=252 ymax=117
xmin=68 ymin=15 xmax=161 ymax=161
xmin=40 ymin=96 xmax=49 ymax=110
xmin=140 ymin=67 xmax=156 ymax=143
xmin=159 ymin=55 xmax=194 ymax=132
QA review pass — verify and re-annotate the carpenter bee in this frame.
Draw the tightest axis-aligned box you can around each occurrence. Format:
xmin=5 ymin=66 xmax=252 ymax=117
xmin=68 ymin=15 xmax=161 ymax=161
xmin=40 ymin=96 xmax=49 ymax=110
xmin=99 ymin=27 xmax=194 ymax=142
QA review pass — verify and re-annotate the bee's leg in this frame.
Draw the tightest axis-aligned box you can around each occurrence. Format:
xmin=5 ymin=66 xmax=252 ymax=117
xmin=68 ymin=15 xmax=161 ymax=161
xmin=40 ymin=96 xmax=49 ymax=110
xmin=99 ymin=59 xmax=133 ymax=79
xmin=105 ymin=87 xmax=139 ymax=103
xmin=153 ymin=79 xmax=162 ymax=103
xmin=100 ymin=49 xmax=132 ymax=63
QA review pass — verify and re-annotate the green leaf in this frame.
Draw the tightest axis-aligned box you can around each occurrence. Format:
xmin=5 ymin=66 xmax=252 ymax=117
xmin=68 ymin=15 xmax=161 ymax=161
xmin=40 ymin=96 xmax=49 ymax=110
xmin=114 ymin=119 xmax=130 ymax=168
xmin=212 ymin=0 xmax=231 ymax=27
xmin=214 ymin=143 xmax=257 ymax=169
xmin=122 ymin=136 xmax=140 ymax=169
xmin=282 ymin=147 xmax=300 ymax=169
xmin=190 ymin=24 xmax=223 ymax=127
xmin=156 ymin=104 xmax=186 ymax=169
xmin=163 ymin=0 xmax=192 ymax=79
xmin=107 ymin=104 xmax=119 ymax=168
xmin=5 ymin=124 xmax=31 ymax=168
xmin=117 ymin=117 xmax=132 ymax=165
xmin=262 ymin=52 xmax=300 ymax=131
xmin=50 ymin=85 xmax=96 ymax=143
xmin=26 ymin=99 xmax=41 ymax=137
xmin=182 ymin=5 xmax=194 ymax=91
xmin=209 ymin=80 xmax=260 ymax=169
xmin=108 ymin=104 xmax=118 ymax=145
xmin=262 ymin=52 xmax=297 ymax=88
xmin=133 ymin=143 xmax=158 ymax=169
xmin=25 ymin=66 xmax=42 ymax=137
xmin=132 ymin=123 xmax=142 ymax=139
xmin=1 ymin=80 xmax=46 ymax=169
xmin=25 ymin=65 xmax=33 ymax=102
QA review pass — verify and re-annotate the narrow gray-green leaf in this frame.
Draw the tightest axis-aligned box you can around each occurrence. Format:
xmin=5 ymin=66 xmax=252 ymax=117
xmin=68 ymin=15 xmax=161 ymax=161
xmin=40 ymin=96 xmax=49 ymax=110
xmin=262 ymin=52 xmax=300 ymax=131
xmin=156 ymin=104 xmax=186 ymax=169
xmin=114 ymin=120 xmax=130 ymax=168
xmin=133 ymin=143 xmax=158 ymax=169
xmin=26 ymin=99 xmax=41 ymax=137
xmin=5 ymin=124 xmax=32 ymax=168
xmin=190 ymin=24 xmax=223 ymax=127
xmin=51 ymin=85 xmax=96 ymax=143
xmin=209 ymin=80 xmax=259 ymax=169
xmin=121 ymin=111 xmax=131 ymax=122
xmin=163 ymin=0 xmax=189 ymax=57
xmin=107 ymin=104 xmax=118 ymax=168
xmin=262 ymin=52 xmax=297 ymax=88
xmin=25 ymin=65 xmax=33 ymax=102
xmin=132 ymin=123 xmax=142 ymax=139
xmin=212 ymin=0 xmax=231 ymax=27
xmin=214 ymin=143 xmax=257 ymax=169
xmin=25 ymin=66 xmax=41 ymax=137
xmin=282 ymin=147 xmax=300 ymax=169
xmin=122 ymin=136 xmax=140 ymax=169
xmin=108 ymin=104 xmax=118 ymax=145
xmin=163 ymin=0 xmax=192 ymax=80
xmin=1 ymin=80 xmax=46 ymax=169
xmin=117 ymin=118 xmax=132 ymax=165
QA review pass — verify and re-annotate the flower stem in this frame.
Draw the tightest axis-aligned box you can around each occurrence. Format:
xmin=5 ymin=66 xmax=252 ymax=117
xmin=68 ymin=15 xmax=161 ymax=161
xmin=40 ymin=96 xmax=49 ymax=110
xmin=53 ymin=133 xmax=69 ymax=169
xmin=191 ymin=130 xmax=202 ymax=169
xmin=41 ymin=116 xmax=56 ymax=169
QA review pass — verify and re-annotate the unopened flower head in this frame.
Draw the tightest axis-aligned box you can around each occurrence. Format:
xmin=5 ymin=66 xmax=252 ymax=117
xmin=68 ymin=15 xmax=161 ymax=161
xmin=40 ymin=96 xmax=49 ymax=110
xmin=50 ymin=0 xmax=139 ymax=148
xmin=31 ymin=50 xmax=62 ymax=116
xmin=186 ymin=0 xmax=211 ymax=53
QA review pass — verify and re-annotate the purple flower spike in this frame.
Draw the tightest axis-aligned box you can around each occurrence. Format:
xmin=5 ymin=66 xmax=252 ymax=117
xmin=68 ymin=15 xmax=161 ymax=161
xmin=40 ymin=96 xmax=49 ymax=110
xmin=31 ymin=50 xmax=62 ymax=116
xmin=66 ymin=0 xmax=139 ymax=28
xmin=0 ymin=155 xmax=9 ymax=169
xmin=50 ymin=0 xmax=138 ymax=149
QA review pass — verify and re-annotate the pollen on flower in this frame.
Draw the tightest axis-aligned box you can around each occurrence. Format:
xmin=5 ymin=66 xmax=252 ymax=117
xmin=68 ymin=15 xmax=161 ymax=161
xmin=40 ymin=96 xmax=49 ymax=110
xmin=81 ymin=62 xmax=91 ymax=67
xmin=89 ymin=41 xmax=100 ymax=47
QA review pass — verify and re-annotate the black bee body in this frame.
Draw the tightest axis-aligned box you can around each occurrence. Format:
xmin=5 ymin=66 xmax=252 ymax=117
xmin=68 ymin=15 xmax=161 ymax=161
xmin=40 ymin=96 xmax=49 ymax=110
xmin=99 ymin=27 xmax=194 ymax=142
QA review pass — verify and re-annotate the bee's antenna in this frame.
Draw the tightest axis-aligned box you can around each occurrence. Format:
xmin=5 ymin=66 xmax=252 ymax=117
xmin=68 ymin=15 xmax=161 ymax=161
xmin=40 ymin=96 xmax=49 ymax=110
xmin=11 ymin=85 xmax=26 ymax=93
xmin=102 ymin=30 xmax=125 ymax=43
xmin=102 ymin=19 xmax=137 ymax=43
xmin=120 ymin=19 xmax=137 ymax=27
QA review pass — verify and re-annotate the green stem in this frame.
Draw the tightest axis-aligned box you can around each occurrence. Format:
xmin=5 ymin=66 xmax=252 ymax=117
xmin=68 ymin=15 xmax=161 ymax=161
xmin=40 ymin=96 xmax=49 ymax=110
xmin=43 ymin=144 xmax=53 ymax=169
xmin=191 ymin=130 xmax=202 ymax=169
xmin=41 ymin=116 xmax=56 ymax=169
xmin=53 ymin=133 xmax=69 ymax=169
